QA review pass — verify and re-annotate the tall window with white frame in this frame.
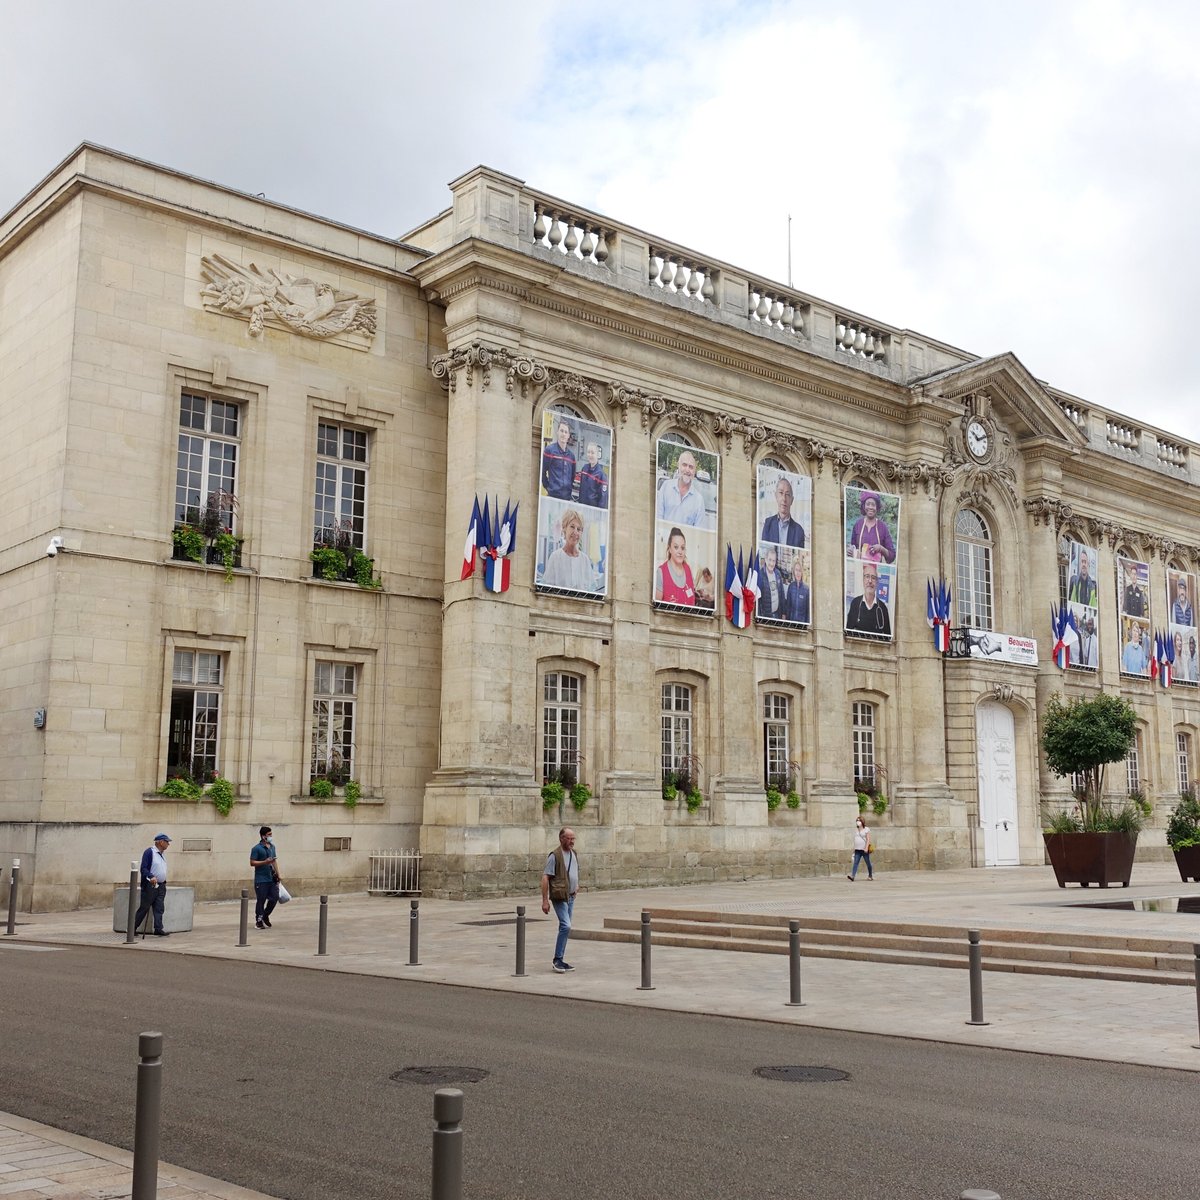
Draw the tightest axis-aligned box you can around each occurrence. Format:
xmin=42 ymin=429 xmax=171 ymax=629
xmin=1125 ymin=733 xmax=1142 ymax=795
xmin=168 ymin=650 xmax=223 ymax=782
xmin=851 ymin=701 xmax=876 ymax=790
xmin=311 ymin=662 xmax=357 ymax=786
xmin=313 ymin=422 xmax=369 ymax=554
xmin=763 ymin=693 xmax=791 ymax=789
xmin=175 ymin=392 xmax=239 ymax=532
xmin=1177 ymin=732 xmax=1192 ymax=795
xmin=661 ymin=683 xmax=693 ymax=783
xmin=542 ymin=673 xmax=582 ymax=784
xmin=955 ymin=509 xmax=993 ymax=630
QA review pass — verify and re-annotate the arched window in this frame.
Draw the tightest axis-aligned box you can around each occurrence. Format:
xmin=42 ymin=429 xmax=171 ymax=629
xmin=542 ymin=673 xmax=582 ymax=784
xmin=763 ymin=693 xmax=791 ymax=789
xmin=955 ymin=509 xmax=994 ymax=630
xmin=851 ymin=701 xmax=876 ymax=790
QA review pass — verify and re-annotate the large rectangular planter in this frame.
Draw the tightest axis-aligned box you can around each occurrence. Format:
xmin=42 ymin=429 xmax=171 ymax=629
xmin=112 ymin=885 xmax=195 ymax=933
xmin=1173 ymin=844 xmax=1200 ymax=884
xmin=1043 ymin=831 xmax=1137 ymax=888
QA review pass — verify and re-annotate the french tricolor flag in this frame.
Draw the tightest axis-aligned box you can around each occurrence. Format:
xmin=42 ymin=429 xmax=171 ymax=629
xmin=725 ymin=545 xmax=749 ymax=628
xmin=460 ymin=495 xmax=480 ymax=580
xmin=928 ymin=577 xmax=951 ymax=653
xmin=742 ymin=550 xmax=760 ymax=626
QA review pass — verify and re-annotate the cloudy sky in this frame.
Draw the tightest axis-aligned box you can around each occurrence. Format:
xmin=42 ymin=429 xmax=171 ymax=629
xmin=2 ymin=0 xmax=1196 ymax=436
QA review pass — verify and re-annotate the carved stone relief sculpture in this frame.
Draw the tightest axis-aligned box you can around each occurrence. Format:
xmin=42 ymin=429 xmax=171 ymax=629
xmin=200 ymin=255 xmax=377 ymax=345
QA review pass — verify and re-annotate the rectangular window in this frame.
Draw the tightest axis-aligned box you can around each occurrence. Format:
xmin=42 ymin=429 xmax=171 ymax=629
xmin=311 ymin=661 xmax=357 ymax=784
xmin=1125 ymin=735 xmax=1141 ymax=794
xmin=169 ymin=650 xmax=224 ymax=780
xmin=763 ymin=693 xmax=790 ymax=788
xmin=955 ymin=539 xmax=993 ymax=630
xmin=313 ymin=422 xmax=369 ymax=549
xmin=661 ymin=683 xmax=692 ymax=777
xmin=175 ymin=392 xmax=239 ymax=528
xmin=542 ymin=673 xmax=582 ymax=783
xmin=1177 ymin=732 xmax=1191 ymax=794
xmin=852 ymin=701 xmax=876 ymax=788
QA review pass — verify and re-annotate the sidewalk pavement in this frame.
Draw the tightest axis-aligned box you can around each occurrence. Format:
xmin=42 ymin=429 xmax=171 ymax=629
xmin=5 ymin=862 xmax=1200 ymax=1195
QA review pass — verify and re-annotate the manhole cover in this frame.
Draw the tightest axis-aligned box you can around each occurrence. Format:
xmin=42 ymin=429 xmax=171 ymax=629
xmin=754 ymin=1066 xmax=849 ymax=1083
xmin=390 ymin=1066 xmax=489 ymax=1086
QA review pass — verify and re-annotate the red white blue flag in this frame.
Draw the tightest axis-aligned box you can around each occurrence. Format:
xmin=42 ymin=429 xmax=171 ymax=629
xmin=927 ymin=576 xmax=951 ymax=653
xmin=1050 ymin=603 xmax=1078 ymax=670
xmin=460 ymin=495 xmax=481 ymax=580
xmin=742 ymin=550 xmax=761 ymax=623
xmin=480 ymin=496 xmax=518 ymax=594
xmin=1155 ymin=629 xmax=1173 ymax=688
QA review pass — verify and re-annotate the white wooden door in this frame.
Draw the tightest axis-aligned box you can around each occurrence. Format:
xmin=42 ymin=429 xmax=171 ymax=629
xmin=976 ymin=701 xmax=1020 ymax=866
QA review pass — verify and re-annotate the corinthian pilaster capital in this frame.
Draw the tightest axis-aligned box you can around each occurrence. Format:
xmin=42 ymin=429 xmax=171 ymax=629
xmin=431 ymin=341 xmax=549 ymax=395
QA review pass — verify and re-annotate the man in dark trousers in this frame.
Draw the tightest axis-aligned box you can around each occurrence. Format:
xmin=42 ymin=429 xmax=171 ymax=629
xmin=134 ymin=833 xmax=171 ymax=937
xmin=540 ymin=826 xmax=579 ymax=973
xmin=250 ymin=825 xmax=279 ymax=929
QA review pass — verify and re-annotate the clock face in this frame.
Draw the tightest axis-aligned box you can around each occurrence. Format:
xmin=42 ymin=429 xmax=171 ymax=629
xmin=966 ymin=419 xmax=990 ymax=459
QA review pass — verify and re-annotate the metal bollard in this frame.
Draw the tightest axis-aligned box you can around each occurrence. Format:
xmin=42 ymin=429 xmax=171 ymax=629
xmin=131 ymin=1032 xmax=163 ymax=1200
xmin=123 ymin=861 xmax=138 ymax=944
xmin=637 ymin=910 xmax=655 ymax=990
xmin=317 ymin=895 xmax=329 ymax=956
xmin=513 ymin=905 xmax=526 ymax=977
xmin=786 ymin=919 xmax=805 ymax=1007
xmin=7 ymin=857 xmax=22 ymax=936
xmin=431 ymin=1088 xmax=464 ymax=1200
xmin=237 ymin=890 xmax=249 ymax=948
xmin=408 ymin=898 xmax=420 ymax=966
xmin=966 ymin=929 xmax=989 ymax=1026
xmin=1193 ymin=944 xmax=1200 ymax=1049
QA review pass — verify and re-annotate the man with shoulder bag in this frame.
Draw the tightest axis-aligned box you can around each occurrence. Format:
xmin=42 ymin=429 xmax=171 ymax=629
xmin=540 ymin=827 xmax=579 ymax=973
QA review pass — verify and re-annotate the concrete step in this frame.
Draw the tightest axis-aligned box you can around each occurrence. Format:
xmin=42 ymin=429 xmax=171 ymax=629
xmin=572 ymin=909 xmax=1195 ymax=986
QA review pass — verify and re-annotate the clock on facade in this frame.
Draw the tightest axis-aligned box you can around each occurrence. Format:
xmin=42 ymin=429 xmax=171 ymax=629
xmin=966 ymin=419 xmax=991 ymax=460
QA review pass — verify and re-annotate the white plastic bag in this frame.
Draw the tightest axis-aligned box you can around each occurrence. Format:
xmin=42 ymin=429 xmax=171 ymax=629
xmin=276 ymin=881 xmax=292 ymax=904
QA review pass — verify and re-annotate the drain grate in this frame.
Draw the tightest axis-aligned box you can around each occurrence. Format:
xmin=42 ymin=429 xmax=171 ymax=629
xmin=390 ymin=1066 xmax=490 ymax=1086
xmin=754 ymin=1065 xmax=849 ymax=1083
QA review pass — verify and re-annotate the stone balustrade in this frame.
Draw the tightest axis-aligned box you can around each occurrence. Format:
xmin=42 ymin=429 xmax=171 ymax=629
xmin=533 ymin=205 xmax=612 ymax=266
xmin=1056 ymin=398 xmax=1088 ymax=428
xmin=1106 ymin=418 xmax=1140 ymax=456
xmin=1155 ymin=435 xmax=1188 ymax=472
xmin=648 ymin=246 xmax=717 ymax=305
xmin=748 ymin=281 xmax=808 ymax=337
xmin=834 ymin=315 xmax=888 ymax=362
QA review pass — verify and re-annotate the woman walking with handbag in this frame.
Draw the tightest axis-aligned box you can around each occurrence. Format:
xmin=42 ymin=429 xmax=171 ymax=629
xmin=848 ymin=816 xmax=874 ymax=881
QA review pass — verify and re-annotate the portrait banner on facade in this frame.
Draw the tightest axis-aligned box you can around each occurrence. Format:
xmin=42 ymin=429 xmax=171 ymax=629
xmin=1065 ymin=541 xmax=1099 ymax=670
xmin=1116 ymin=554 xmax=1152 ymax=677
xmin=1167 ymin=567 xmax=1199 ymax=684
xmin=755 ymin=464 xmax=812 ymax=625
xmin=652 ymin=438 xmax=719 ymax=614
xmin=843 ymin=485 xmax=900 ymax=640
xmin=535 ymin=408 xmax=611 ymax=598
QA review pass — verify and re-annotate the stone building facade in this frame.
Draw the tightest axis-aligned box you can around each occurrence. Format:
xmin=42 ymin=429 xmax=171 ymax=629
xmin=2 ymin=145 xmax=1198 ymax=909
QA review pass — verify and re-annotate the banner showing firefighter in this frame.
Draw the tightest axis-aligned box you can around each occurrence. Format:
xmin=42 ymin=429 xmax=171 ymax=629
xmin=843 ymin=485 xmax=900 ymax=640
xmin=1168 ymin=567 xmax=1200 ymax=684
xmin=755 ymin=464 xmax=812 ymax=625
xmin=1064 ymin=541 xmax=1099 ymax=669
xmin=534 ymin=407 xmax=611 ymax=598
xmin=652 ymin=438 xmax=719 ymax=613
xmin=1116 ymin=554 xmax=1152 ymax=678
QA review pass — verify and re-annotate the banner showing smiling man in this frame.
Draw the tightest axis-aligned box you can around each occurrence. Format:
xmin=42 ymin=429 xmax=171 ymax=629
xmin=652 ymin=438 xmax=719 ymax=613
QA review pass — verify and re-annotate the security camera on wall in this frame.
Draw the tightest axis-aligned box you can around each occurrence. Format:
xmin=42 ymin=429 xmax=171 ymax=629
xmin=46 ymin=537 xmax=64 ymax=557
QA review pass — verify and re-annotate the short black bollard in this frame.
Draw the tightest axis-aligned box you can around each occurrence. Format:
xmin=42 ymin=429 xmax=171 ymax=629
xmin=786 ymin=919 xmax=805 ymax=1007
xmin=637 ymin=910 xmax=655 ymax=990
xmin=966 ymin=929 xmax=989 ymax=1026
xmin=317 ymin=894 xmax=329 ymax=956
xmin=1192 ymin=943 xmax=1200 ymax=1050
xmin=123 ymin=861 xmax=138 ymax=944
xmin=237 ymin=889 xmax=249 ymax=948
xmin=408 ymin=898 xmax=420 ymax=966
xmin=513 ymin=905 xmax=526 ymax=977
xmin=431 ymin=1087 xmax=464 ymax=1200
xmin=131 ymin=1032 xmax=163 ymax=1200
xmin=7 ymin=857 xmax=22 ymax=937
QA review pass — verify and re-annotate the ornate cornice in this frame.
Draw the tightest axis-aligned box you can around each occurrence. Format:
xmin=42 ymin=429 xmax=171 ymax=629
xmin=547 ymin=369 xmax=599 ymax=407
xmin=1023 ymin=496 xmax=1074 ymax=529
xmin=1024 ymin=496 xmax=1200 ymax=568
xmin=431 ymin=341 xmax=549 ymax=396
xmin=605 ymin=382 xmax=706 ymax=431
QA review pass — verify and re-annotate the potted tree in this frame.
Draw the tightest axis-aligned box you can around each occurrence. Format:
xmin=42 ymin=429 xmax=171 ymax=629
xmin=1166 ymin=788 xmax=1200 ymax=883
xmin=1040 ymin=692 xmax=1141 ymax=888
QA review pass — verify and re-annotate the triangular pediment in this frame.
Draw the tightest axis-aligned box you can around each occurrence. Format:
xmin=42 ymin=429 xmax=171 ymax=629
xmin=913 ymin=352 xmax=1086 ymax=449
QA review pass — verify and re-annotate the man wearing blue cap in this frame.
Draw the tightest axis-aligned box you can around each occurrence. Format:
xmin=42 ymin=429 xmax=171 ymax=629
xmin=134 ymin=833 xmax=172 ymax=937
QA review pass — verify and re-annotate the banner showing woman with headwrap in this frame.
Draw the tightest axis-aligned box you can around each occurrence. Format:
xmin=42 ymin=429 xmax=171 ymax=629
xmin=844 ymin=486 xmax=900 ymax=640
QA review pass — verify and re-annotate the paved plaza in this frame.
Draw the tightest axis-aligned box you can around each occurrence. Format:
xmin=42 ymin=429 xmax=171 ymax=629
xmin=4 ymin=862 xmax=1200 ymax=1198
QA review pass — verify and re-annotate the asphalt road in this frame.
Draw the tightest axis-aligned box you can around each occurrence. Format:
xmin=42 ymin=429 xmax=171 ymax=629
xmin=2 ymin=944 xmax=1196 ymax=1200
